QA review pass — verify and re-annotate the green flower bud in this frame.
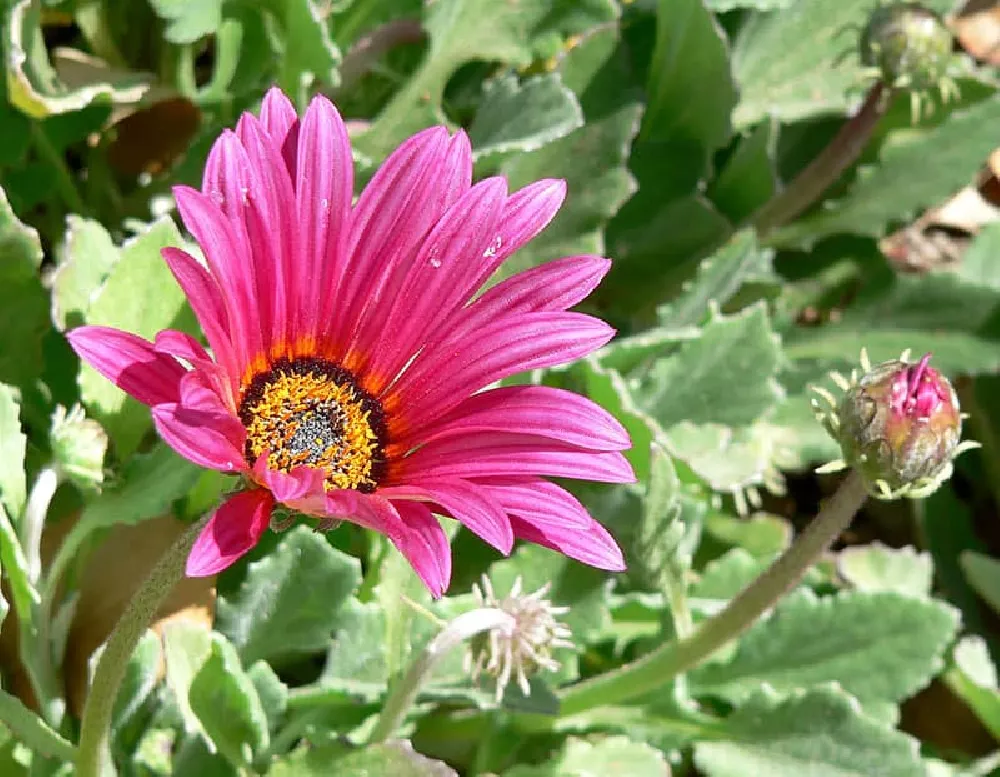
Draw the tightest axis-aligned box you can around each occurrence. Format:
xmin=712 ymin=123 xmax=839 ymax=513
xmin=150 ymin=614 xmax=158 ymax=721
xmin=860 ymin=3 xmax=952 ymax=90
xmin=859 ymin=3 xmax=958 ymax=118
xmin=812 ymin=351 xmax=978 ymax=500
xmin=49 ymin=405 xmax=107 ymax=491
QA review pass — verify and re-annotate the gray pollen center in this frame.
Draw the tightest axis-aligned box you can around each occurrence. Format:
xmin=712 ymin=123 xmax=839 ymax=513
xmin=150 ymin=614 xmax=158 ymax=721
xmin=287 ymin=400 xmax=347 ymax=464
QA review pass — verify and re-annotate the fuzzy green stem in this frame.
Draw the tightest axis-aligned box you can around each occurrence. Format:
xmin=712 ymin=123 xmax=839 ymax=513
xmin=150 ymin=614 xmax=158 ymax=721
xmin=753 ymin=82 xmax=890 ymax=236
xmin=368 ymin=608 xmax=514 ymax=744
xmin=75 ymin=515 xmax=208 ymax=777
xmin=558 ymin=470 xmax=868 ymax=715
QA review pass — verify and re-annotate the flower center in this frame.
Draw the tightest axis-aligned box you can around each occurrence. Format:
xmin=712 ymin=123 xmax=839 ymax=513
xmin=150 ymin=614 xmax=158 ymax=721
xmin=238 ymin=357 xmax=387 ymax=493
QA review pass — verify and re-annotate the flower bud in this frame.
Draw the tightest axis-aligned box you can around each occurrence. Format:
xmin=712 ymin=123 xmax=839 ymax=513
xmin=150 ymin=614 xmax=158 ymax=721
xmin=859 ymin=2 xmax=958 ymax=118
xmin=860 ymin=3 xmax=952 ymax=89
xmin=49 ymin=404 xmax=107 ymax=491
xmin=466 ymin=575 xmax=573 ymax=700
xmin=812 ymin=350 xmax=977 ymax=499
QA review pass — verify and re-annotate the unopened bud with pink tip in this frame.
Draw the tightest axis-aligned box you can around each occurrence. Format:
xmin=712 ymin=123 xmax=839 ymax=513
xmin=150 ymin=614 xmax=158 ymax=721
xmin=811 ymin=350 xmax=978 ymax=499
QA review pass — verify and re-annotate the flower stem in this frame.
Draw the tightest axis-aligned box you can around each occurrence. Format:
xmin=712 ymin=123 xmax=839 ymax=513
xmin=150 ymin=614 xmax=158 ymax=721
xmin=75 ymin=515 xmax=208 ymax=777
xmin=368 ymin=608 xmax=514 ymax=744
xmin=558 ymin=470 xmax=868 ymax=715
xmin=752 ymin=82 xmax=890 ymax=236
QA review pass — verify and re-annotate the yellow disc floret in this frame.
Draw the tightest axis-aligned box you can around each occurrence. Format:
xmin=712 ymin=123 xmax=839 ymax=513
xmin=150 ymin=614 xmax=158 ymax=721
xmin=239 ymin=357 xmax=387 ymax=492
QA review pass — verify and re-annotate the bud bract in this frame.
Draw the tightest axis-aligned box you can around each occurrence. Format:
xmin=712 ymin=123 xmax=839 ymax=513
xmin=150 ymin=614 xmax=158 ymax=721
xmin=812 ymin=351 xmax=976 ymax=499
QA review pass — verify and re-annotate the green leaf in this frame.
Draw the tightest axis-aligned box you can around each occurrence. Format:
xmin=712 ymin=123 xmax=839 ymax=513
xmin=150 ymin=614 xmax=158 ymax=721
xmin=643 ymin=0 xmax=736 ymax=171
xmin=0 ymin=185 xmax=46 ymax=390
xmin=0 ymin=385 xmax=26 ymax=521
xmin=694 ymin=686 xmax=925 ymax=777
xmin=689 ymin=590 xmax=958 ymax=706
xmin=953 ymin=220 xmax=1000 ymax=291
xmin=622 ymin=445 xmax=701 ymax=593
xmin=469 ymin=74 xmax=583 ymax=160
xmin=943 ymin=635 xmax=1000 ymax=740
xmin=771 ymin=96 xmax=1000 ymax=247
xmin=275 ymin=0 xmax=341 ymax=103
xmin=271 ymin=740 xmax=458 ymax=777
xmin=216 ymin=526 xmax=362 ymax=665
xmin=247 ymin=661 xmax=288 ymax=734
xmin=504 ymin=736 xmax=671 ymax=776
xmin=692 ymin=548 xmax=767 ymax=602
xmin=498 ymin=103 xmax=641 ymax=279
xmin=837 ymin=543 xmax=933 ymax=598
xmin=162 ymin=620 xmax=213 ymax=738
xmin=76 ymin=444 xmax=202 ymax=532
xmin=703 ymin=512 xmax=791 ymax=559
xmin=960 ymin=551 xmax=1000 ymax=617
xmin=112 ymin=629 xmax=162 ymax=735
xmin=707 ymin=121 xmax=778 ymax=223
xmin=705 ymin=0 xmax=795 ymax=9
xmin=148 ymin=0 xmax=222 ymax=43
xmin=638 ymin=303 xmax=783 ymax=428
xmin=603 ymin=191 xmax=732 ymax=313
xmin=657 ymin=230 xmax=774 ymax=330
xmin=730 ymin=0 xmax=952 ymax=128
xmin=782 ymin=270 xmax=1000 ymax=377
xmin=188 ymin=633 xmax=269 ymax=769
xmin=358 ymin=0 xmax=615 ymax=159
xmin=51 ymin=217 xmax=121 ymax=330
xmin=576 ymin=357 xmax=657 ymax=481
xmin=0 ymin=688 xmax=75 ymax=761
xmin=6 ymin=0 xmax=153 ymax=118
xmin=78 ymin=217 xmax=197 ymax=458
xmin=320 ymin=598 xmax=391 ymax=699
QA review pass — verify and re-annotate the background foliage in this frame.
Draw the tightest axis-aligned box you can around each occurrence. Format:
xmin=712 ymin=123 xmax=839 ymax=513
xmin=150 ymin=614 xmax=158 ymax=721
xmin=2 ymin=0 xmax=1000 ymax=774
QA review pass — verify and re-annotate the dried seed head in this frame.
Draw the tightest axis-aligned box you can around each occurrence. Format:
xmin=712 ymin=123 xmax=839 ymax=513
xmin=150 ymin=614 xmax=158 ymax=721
xmin=812 ymin=350 xmax=978 ymax=500
xmin=466 ymin=576 xmax=574 ymax=701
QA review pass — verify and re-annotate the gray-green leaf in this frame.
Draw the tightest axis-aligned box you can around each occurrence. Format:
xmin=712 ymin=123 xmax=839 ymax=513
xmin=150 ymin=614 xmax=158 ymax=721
xmin=216 ymin=526 xmax=362 ymax=665
xmin=689 ymin=590 xmax=958 ymax=706
xmin=694 ymin=686 xmax=925 ymax=777
xmin=470 ymin=74 xmax=583 ymax=160
xmin=188 ymin=633 xmax=269 ymax=768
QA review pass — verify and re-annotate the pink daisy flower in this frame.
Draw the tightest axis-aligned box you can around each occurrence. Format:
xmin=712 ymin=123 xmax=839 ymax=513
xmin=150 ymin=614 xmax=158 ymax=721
xmin=68 ymin=87 xmax=634 ymax=596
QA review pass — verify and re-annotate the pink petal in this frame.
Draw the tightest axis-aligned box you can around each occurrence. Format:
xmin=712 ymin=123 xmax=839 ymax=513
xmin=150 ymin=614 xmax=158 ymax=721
xmin=361 ymin=177 xmax=508 ymax=386
xmin=252 ymin=456 xmax=328 ymax=506
xmin=153 ymin=329 xmax=210 ymax=364
xmin=394 ymin=433 xmax=636 ymax=485
xmin=378 ymin=478 xmax=513 ymax=554
xmin=324 ymin=490 xmax=452 ymax=596
xmin=392 ymin=500 xmax=453 ymax=598
xmin=404 ymin=384 xmax=630 ymax=452
xmin=326 ymin=127 xmax=459 ymax=353
xmin=152 ymin=401 xmax=245 ymax=472
xmin=238 ymin=114 xmax=297 ymax=349
xmin=161 ymin=247 xmax=236 ymax=376
xmin=68 ymin=326 xmax=184 ymax=407
xmin=259 ymin=87 xmax=300 ymax=175
xmin=294 ymin=95 xmax=353 ymax=343
xmin=468 ymin=178 xmax=566 ymax=288
xmin=386 ymin=311 xmax=614 ymax=427
xmin=186 ymin=489 xmax=274 ymax=577
xmin=482 ymin=478 xmax=625 ymax=571
xmin=446 ymin=256 xmax=611 ymax=345
xmin=173 ymin=184 xmax=262 ymax=367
